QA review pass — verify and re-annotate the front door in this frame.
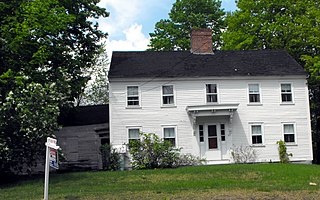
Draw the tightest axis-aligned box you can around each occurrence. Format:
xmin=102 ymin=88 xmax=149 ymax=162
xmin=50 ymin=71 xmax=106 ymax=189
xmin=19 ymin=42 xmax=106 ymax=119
xmin=204 ymin=124 xmax=221 ymax=160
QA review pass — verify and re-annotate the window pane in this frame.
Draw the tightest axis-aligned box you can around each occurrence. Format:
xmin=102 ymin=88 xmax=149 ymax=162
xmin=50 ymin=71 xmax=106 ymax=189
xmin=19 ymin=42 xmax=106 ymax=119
xmin=164 ymin=138 xmax=175 ymax=146
xmin=282 ymin=94 xmax=292 ymax=102
xmin=249 ymin=94 xmax=260 ymax=102
xmin=163 ymin=85 xmax=173 ymax=95
xmin=249 ymin=84 xmax=259 ymax=93
xmin=163 ymin=96 xmax=174 ymax=104
xmin=129 ymin=129 xmax=140 ymax=139
xmin=127 ymin=86 xmax=138 ymax=96
xmin=164 ymin=128 xmax=175 ymax=138
xmin=284 ymin=124 xmax=294 ymax=133
xmin=284 ymin=134 xmax=295 ymax=143
xmin=199 ymin=125 xmax=204 ymax=142
xmin=206 ymin=84 xmax=217 ymax=93
xmin=209 ymin=138 xmax=217 ymax=149
xmin=207 ymin=94 xmax=217 ymax=102
xmin=281 ymin=84 xmax=291 ymax=92
xmin=252 ymin=125 xmax=262 ymax=135
xmin=208 ymin=125 xmax=217 ymax=137
xmin=252 ymin=135 xmax=262 ymax=144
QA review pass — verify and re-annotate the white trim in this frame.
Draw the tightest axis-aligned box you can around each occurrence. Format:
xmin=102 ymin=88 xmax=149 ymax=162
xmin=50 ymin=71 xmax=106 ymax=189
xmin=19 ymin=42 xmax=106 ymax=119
xmin=282 ymin=122 xmax=297 ymax=145
xmin=280 ymin=82 xmax=294 ymax=104
xmin=247 ymin=83 xmax=262 ymax=104
xmin=205 ymin=83 xmax=219 ymax=104
xmin=161 ymin=84 xmax=176 ymax=107
xmin=126 ymin=85 xmax=141 ymax=108
xmin=161 ymin=125 xmax=178 ymax=147
xmin=249 ymin=122 xmax=264 ymax=146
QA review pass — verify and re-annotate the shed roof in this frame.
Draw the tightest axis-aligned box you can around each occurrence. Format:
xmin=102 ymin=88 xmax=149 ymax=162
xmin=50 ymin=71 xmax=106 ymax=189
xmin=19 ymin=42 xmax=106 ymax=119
xmin=109 ymin=50 xmax=306 ymax=79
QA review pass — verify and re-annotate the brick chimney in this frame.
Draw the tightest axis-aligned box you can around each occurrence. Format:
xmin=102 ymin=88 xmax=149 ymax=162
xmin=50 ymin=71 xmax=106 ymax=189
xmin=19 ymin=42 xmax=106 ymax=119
xmin=190 ymin=28 xmax=213 ymax=54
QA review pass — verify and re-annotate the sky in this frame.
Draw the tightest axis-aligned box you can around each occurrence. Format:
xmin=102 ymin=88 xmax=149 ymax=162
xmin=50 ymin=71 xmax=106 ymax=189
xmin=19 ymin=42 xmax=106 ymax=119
xmin=96 ymin=0 xmax=237 ymax=55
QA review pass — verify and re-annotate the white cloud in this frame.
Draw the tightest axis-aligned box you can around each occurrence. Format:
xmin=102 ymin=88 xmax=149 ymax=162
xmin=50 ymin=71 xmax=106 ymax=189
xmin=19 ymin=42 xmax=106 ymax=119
xmin=105 ymin=24 xmax=150 ymax=57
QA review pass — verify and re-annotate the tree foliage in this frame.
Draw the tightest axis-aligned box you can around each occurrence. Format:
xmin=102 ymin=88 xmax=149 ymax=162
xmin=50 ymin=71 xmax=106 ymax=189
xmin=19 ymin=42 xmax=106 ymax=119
xmin=148 ymin=0 xmax=225 ymax=51
xmin=0 ymin=0 xmax=108 ymax=174
xmin=222 ymin=0 xmax=320 ymax=163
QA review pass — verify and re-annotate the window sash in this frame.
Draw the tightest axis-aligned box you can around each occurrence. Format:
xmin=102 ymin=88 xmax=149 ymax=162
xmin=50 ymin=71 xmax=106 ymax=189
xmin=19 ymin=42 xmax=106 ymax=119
xmin=283 ymin=124 xmax=295 ymax=143
xmin=249 ymin=84 xmax=260 ymax=103
xmin=164 ymin=127 xmax=176 ymax=146
xmin=128 ymin=128 xmax=140 ymax=143
xmin=206 ymin=84 xmax=218 ymax=103
xmin=251 ymin=125 xmax=263 ymax=144
xmin=127 ymin=86 xmax=139 ymax=106
xmin=220 ymin=124 xmax=225 ymax=141
xmin=281 ymin=84 xmax=292 ymax=102
xmin=199 ymin=125 xmax=204 ymax=142
xmin=162 ymin=85 xmax=174 ymax=105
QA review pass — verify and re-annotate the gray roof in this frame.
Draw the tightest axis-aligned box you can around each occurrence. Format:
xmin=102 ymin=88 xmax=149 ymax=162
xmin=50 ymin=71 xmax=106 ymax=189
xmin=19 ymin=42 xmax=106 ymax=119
xmin=109 ymin=50 xmax=306 ymax=79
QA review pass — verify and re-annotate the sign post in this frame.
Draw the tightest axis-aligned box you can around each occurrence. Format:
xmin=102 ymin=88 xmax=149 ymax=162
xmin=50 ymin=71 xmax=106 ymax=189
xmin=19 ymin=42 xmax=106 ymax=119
xmin=44 ymin=137 xmax=59 ymax=200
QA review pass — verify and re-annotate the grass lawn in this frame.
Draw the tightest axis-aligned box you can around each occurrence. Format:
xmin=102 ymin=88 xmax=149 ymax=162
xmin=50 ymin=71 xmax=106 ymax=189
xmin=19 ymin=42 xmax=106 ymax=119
xmin=1 ymin=163 xmax=320 ymax=200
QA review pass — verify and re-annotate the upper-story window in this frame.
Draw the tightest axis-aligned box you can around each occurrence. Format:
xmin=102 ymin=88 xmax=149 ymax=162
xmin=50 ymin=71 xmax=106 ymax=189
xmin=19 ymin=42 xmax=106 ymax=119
xmin=127 ymin=86 xmax=139 ymax=106
xmin=206 ymin=84 xmax=218 ymax=103
xmin=248 ymin=84 xmax=260 ymax=103
xmin=162 ymin=85 xmax=174 ymax=105
xmin=281 ymin=83 xmax=293 ymax=103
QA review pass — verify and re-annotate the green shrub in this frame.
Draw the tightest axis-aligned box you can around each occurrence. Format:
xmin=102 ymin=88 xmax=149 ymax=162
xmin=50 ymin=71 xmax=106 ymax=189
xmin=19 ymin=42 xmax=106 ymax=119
xmin=100 ymin=144 xmax=120 ymax=171
xmin=128 ymin=133 xmax=180 ymax=169
xmin=276 ymin=140 xmax=293 ymax=163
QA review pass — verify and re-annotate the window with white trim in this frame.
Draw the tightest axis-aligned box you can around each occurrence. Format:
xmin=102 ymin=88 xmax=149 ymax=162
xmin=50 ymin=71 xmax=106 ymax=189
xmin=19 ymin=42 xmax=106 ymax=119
xmin=162 ymin=85 xmax=174 ymax=105
xmin=127 ymin=86 xmax=139 ymax=106
xmin=251 ymin=124 xmax=263 ymax=145
xmin=206 ymin=84 xmax=218 ymax=103
xmin=163 ymin=127 xmax=176 ymax=146
xmin=248 ymin=84 xmax=260 ymax=103
xmin=283 ymin=124 xmax=295 ymax=143
xmin=281 ymin=83 xmax=292 ymax=102
xmin=128 ymin=128 xmax=140 ymax=143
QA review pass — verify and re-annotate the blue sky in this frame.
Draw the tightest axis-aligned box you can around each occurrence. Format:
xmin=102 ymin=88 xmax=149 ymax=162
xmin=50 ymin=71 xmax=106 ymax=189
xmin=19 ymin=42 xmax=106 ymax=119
xmin=96 ymin=0 xmax=237 ymax=54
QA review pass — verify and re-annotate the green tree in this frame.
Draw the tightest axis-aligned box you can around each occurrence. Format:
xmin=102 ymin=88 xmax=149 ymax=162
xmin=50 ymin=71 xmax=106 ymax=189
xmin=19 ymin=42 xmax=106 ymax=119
xmin=0 ymin=0 xmax=108 ymax=174
xmin=148 ymin=0 xmax=225 ymax=51
xmin=222 ymin=0 xmax=320 ymax=163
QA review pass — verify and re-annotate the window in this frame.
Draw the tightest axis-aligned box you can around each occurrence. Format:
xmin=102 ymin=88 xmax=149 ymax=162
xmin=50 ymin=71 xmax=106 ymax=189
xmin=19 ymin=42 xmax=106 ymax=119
xmin=163 ymin=127 xmax=176 ymax=146
xmin=208 ymin=125 xmax=218 ymax=149
xmin=128 ymin=128 xmax=140 ymax=143
xmin=206 ymin=84 xmax=218 ymax=103
xmin=127 ymin=86 xmax=139 ymax=106
xmin=283 ymin=124 xmax=295 ymax=143
xmin=162 ymin=85 xmax=174 ymax=105
xmin=251 ymin=124 xmax=263 ymax=145
xmin=248 ymin=84 xmax=260 ymax=103
xmin=220 ymin=124 xmax=225 ymax=141
xmin=281 ymin=84 xmax=292 ymax=102
xmin=199 ymin=125 xmax=204 ymax=142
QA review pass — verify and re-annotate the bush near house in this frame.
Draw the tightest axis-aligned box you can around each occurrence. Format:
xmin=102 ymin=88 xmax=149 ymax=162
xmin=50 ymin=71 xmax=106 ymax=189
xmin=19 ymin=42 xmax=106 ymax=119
xmin=128 ymin=133 xmax=204 ymax=169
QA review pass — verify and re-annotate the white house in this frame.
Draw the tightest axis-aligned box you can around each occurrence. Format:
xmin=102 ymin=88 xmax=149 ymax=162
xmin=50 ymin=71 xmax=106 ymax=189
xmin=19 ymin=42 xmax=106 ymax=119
xmin=108 ymin=29 xmax=313 ymax=164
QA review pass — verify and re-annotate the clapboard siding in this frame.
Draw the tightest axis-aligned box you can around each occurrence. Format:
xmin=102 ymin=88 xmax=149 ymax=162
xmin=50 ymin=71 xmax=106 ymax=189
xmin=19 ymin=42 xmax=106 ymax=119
xmin=110 ymin=76 xmax=312 ymax=163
